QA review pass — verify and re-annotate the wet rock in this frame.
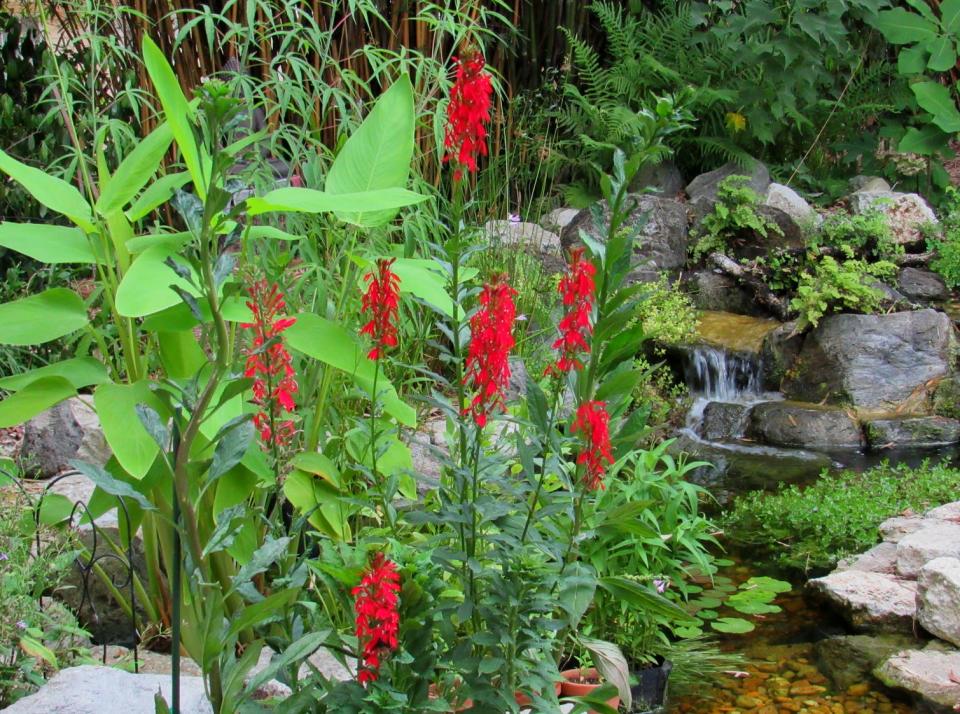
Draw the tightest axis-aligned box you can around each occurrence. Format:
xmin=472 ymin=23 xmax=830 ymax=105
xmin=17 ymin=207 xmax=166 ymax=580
xmin=685 ymin=159 xmax=771 ymax=206
xmin=686 ymin=270 xmax=760 ymax=316
xmin=865 ymin=416 xmax=960 ymax=450
xmin=765 ymin=183 xmax=822 ymax=228
xmin=747 ymin=401 xmax=863 ymax=449
xmin=836 ymin=542 xmax=899 ymax=575
xmin=560 ymin=195 xmax=689 ymax=279
xmin=807 ymin=570 xmax=917 ymax=632
xmin=631 ymin=159 xmax=685 ymax=197
xmin=879 ymin=516 xmax=928 ymax=544
xmin=485 ymin=220 xmax=565 ymax=273
xmin=917 ymin=557 xmax=960 ymax=647
xmin=540 ymin=207 xmax=580 ymax=234
xmin=760 ymin=321 xmax=803 ymax=391
xmin=895 ymin=522 xmax=960 ymax=577
xmin=782 ymin=309 xmax=956 ymax=410
xmin=814 ymin=634 xmax=916 ymax=691
xmin=695 ymin=311 xmax=781 ymax=355
xmin=699 ymin=401 xmax=749 ymax=441
xmin=2 ymin=664 xmax=212 ymax=714
xmin=898 ymin=267 xmax=948 ymax=302
xmin=848 ymin=191 xmax=938 ymax=245
xmin=874 ymin=647 xmax=960 ymax=710
xmin=849 ymin=176 xmax=891 ymax=193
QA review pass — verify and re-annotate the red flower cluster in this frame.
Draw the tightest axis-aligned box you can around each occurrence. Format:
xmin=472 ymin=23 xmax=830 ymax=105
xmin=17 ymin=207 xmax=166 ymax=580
xmin=464 ymin=278 xmax=517 ymax=428
xmin=353 ymin=553 xmax=401 ymax=684
xmin=549 ymin=247 xmax=596 ymax=375
xmin=571 ymin=401 xmax=614 ymax=491
xmin=360 ymin=258 xmax=401 ymax=360
xmin=443 ymin=53 xmax=493 ymax=181
xmin=242 ymin=280 xmax=298 ymax=447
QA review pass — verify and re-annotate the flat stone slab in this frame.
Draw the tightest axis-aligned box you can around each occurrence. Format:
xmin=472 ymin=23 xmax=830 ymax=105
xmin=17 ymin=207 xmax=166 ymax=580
xmin=879 ymin=515 xmax=927 ymax=543
xmin=4 ymin=664 xmax=212 ymax=713
xmin=874 ymin=647 xmax=960 ymax=709
xmin=836 ymin=541 xmax=898 ymax=575
xmin=865 ymin=416 xmax=960 ymax=450
xmin=918 ymin=557 xmax=960 ymax=647
xmin=808 ymin=570 xmax=917 ymax=632
xmin=896 ymin=522 xmax=960 ymax=577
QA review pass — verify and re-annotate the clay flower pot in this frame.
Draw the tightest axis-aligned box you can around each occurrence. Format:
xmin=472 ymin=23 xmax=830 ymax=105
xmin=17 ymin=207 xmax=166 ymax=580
xmin=560 ymin=668 xmax=621 ymax=713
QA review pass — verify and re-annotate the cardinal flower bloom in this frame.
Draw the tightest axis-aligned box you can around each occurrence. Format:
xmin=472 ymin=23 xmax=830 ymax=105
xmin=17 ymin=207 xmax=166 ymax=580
xmin=464 ymin=278 xmax=517 ymax=428
xmin=549 ymin=247 xmax=596 ymax=375
xmin=443 ymin=53 xmax=493 ymax=181
xmin=360 ymin=258 xmax=401 ymax=360
xmin=353 ymin=553 xmax=401 ymax=685
xmin=571 ymin=400 xmax=614 ymax=491
xmin=242 ymin=280 xmax=298 ymax=447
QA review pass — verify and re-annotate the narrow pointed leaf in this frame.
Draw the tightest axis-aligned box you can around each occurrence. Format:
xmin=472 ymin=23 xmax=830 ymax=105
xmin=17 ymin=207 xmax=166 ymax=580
xmin=0 ymin=222 xmax=100 ymax=264
xmin=0 ymin=288 xmax=88 ymax=345
xmin=0 ymin=149 xmax=94 ymax=230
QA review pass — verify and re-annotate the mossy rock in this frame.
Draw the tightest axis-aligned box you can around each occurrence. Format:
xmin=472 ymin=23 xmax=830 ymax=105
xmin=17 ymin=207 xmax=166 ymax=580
xmin=933 ymin=377 xmax=960 ymax=420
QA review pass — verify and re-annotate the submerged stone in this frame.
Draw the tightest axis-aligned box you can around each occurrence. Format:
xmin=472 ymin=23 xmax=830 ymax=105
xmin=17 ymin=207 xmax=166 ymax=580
xmin=865 ymin=416 xmax=960 ymax=450
xmin=814 ymin=633 xmax=917 ymax=691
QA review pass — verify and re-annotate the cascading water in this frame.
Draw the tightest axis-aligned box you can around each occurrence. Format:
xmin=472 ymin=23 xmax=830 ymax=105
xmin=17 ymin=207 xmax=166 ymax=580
xmin=683 ymin=345 xmax=762 ymax=403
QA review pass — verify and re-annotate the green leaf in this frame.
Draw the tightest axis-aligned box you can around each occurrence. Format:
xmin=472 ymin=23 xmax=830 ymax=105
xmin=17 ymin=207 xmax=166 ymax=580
xmin=559 ymin=563 xmax=597 ymax=629
xmin=326 ymin=75 xmax=415 ymax=226
xmin=711 ymin=617 xmax=755 ymax=634
xmin=743 ymin=576 xmax=792 ymax=593
xmin=202 ymin=504 xmax=247 ymax=558
xmin=116 ymin=246 xmax=201 ymax=317
xmin=0 ymin=358 xmax=108 ymax=392
xmin=157 ymin=330 xmax=207 ymax=378
xmin=247 ymin=225 xmax=300 ymax=242
xmin=126 ymin=172 xmax=191 ymax=223
xmin=96 ymin=123 xmax=174 ymax=216
xmin=0 ymin=222 xmax=100 ymax=264
xmin=598 ymin=576 xmax=697 ymax=623
xmin=385 ymin=258 xmax=454 ymax=316
xmin=69 ymin=459 xmax=156 ymax=511
xmin=874 ymin=8 xmax=939 ymax=44
xmin=911 ymin=81 xmax=960 ymax=132
xmin=285 ymin=313 xmax=415 ymax=426
xmin=19 ymin=635 xmax=58 ymax=667
xmin=93 ymin=382 xmax=161 ymax=478
xmin=242 ymin=631 xmax=329 ymax=699
xmin=899 ymin=124 xmax=951 ymax=154
xmin=142 ymin=37 xmax=206 ymax=198
xmin=580 ymin=638 xmax=632 ymax=710
xmin=898 ymin=45 xmax=928 ymax=74
xmin=246 ymin=187 xmax=428 ymax=217
xmin=209 ymin=419 xmax=255 ymax=483
xmin=283 ymin=468 xmax=348 ymax=540
xmin=290 ymin=452 xmax=342 ymax=489
xmin=226 ymin=588 xmax=299 ymax=640
xmin=0 ymin=377 xmax=75 ymax=428
xmin=0 ymin=288 xmax=89 ymax=345
xmin=943 ymin=0 xmax=960 ymax=33
xmin=926 ymin=36 xmax=957 ymax=72
xmin=0 ymin=149 xmax=94 ymax=231
xmin=233 ymin=536 xmax=291 ymax=591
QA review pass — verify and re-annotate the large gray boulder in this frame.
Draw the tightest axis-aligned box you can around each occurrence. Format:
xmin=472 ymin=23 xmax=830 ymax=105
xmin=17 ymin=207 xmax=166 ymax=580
xmin=19 ymin=396 xmax=110 ymax=479
xmin=848 ymin=190 xmax=939 ymax=244
xmin=765 ymin=182 xmax=821 ymax=228
xmin=782 ymin=309 xmax=956 ymax=410
xmin=631 ymin=159 xmax=685 ymax=197
xmin=874 ymin=646 xmax=960 ymax=710
xmin=685 ymin=270 xmax=760 ymax=316
xmin=685 ymin=160 xmax=770 ymax=205
xmin=746 ymin=401 xmax=863 ymax=449
xmin=865 ymin=416 xmax=960 ymax=450
xmin=560 ymin=195 xmax=689 ymax=280
xmin=836 ymin=542 xmax=899 ymax=576
xmin=898 ymin=267 xmax=948 ymax=302
xmin=698 ymin=401 xmax=749 ymax=441
xmin=917 ymin=557 xmax=960 ymax=647
xmin=807 ymin=570 xmax=918 ymax=633
xmin=896 ymin=521 xmax=960 ymax=578
xmin=3 ymin=664 xmax=212 ymax=714
xmin=540 ymin=207 xmax=580 ymax=235
xmin=485 ymin=220 xmax=564 ymax=273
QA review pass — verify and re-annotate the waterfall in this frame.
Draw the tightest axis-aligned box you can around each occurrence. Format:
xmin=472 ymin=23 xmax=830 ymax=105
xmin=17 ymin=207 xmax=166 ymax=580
xmin=683 ymin=345 xmax=762 ymax=402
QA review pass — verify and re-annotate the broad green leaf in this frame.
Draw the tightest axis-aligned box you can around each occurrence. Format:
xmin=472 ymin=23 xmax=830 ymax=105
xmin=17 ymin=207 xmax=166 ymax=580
xmin=598 ymin=576 xmax=697 ymax=623
xmin=285 ymin=313 xmax=416 ymax=426
xmin=115 ymin=246 xmax=201 ymax=317
xmin=126 ymin=231 xmax=192 ymax=254
xmin=226 ymin=588 xmax=299 ymax=640
xmin=711 ymin=617 xmax=755 ymax=634
xmin=69 ymin=459 xmax=156 ymax=511
xmin=283 ymin=468 xmax=348 ymax=540
xmin=96 ymin=123 xmax=174 ymax=216
xmin=580 ymin=637 xmax=632 ymax=710
xmin=157 ymin=330 xmax=207 ymax=378
xmin=0 ymin=377 xmax=75 ymax=428
xmin=874 ymin=8 xmax=939 ymax=44
xmin=898 ymin=45 xmax=928 ymax=74
xmin=0 ymin=149 xmax=94 ymax=231
xmin=0 ymin=222 xmax=100 ymax=264
xmin=246 ymin=187 xmax=428 ymax=217
xmin=899 ymin=124 xmax=951 ymax=154
xmin=126 ymin=172 xmax=191 ymax=222
xmin=943 ymin=0 xmax=960 ymax=33
xmin=926 ymin=36 xmax=957 ymax=72
xmin=559 ymin=563 xmax=597 ymax=629
xmin=0 ymin=288 xmax=89 ymax=345
xmin=326 ymin=75 xmax=415 ymax=226
xmin=142 ymin=37 xmax=206 ymax=198
xmin=290 ymin=452 xmax=342 ymax=489
xmin=209 ymin=420 xmax=255 ymax=483
xmin=94 ymin=382 xmax=162 ymax=478
xmin=247 ymin=225 xmax=300 ymax=241
xmin=390 ymin=259 xmax=454 ymax=316
xmin=0 ymin=358 xmax=108 ymax=392
xmin=911 ymin=81 xmax=960 ymax=132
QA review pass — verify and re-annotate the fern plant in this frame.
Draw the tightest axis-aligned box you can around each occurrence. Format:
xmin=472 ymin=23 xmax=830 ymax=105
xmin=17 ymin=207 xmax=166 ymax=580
xmin=690 ymin=176 xmax=782 ymax=261
xmin=790 ymin=255 xmax=896 ymax=330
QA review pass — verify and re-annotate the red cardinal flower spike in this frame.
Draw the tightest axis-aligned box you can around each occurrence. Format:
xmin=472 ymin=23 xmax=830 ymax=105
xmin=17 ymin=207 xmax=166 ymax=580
xmin=549 ymin=247 xmax=596 ymax=375
xmin=571 ymin=400 xmax=614 ymax=491
xmin=242 ymin=280 xmax=298 ymax=447
xmin=443 ymin=52 xmax=493 ymax=181
xmin=360 ymin=258 xmax=401 ymax=360
xmin=464 ymin=277 xmax=517 ymax=428
xmin=352 ymin=553 xmax=401 ymax=685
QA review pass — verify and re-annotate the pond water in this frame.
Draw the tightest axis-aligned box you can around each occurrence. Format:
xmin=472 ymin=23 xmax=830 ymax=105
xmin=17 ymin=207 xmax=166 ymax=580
xmin=668 ymin=561 xmax=914 ymax=714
